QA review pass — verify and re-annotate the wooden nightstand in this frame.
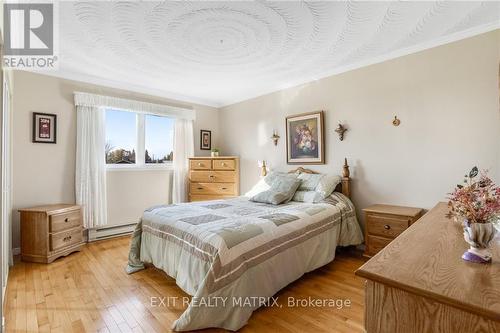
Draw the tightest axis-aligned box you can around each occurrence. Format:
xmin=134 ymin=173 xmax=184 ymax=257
xmin=363 ymin=204 xmax=423 ymax=257
xmin=19 ymin=204 xmax=84 ymax=263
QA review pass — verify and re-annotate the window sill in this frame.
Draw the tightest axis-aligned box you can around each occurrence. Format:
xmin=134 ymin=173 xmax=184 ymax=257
xmin=106 ymin=164 xmax=173 ymax=172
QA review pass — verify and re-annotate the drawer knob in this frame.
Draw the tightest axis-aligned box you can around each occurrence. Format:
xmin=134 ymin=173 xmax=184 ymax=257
xmin=197 ymin=187 xmax=203 ymax=190
xmin=209 ymin=175 xmax=215 ymax=179
xmin=384 ymin=224 xmax=391 ymax=230
xmin=64 ymin=218 xmax=69 ymax=222
xmin=197 ymin=162 xmax=202 ymax=166
xmin=221 ymin=187 xmax=227 ymax=190
xmin=63 ymin=235 xmax=72 ymax=242
xmin=221 ymin=162 xmax=226 ymax=166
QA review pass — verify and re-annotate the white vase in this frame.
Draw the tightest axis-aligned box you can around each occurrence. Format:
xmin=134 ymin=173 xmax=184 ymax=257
xmin=211 ymin=151 xmax=219 ymax=157
xmin=462 ymin=220 xmax=496 ymax=263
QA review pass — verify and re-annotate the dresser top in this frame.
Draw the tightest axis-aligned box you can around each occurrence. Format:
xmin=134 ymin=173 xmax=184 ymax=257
xmin=363 ymin=204 xmax=423 ymax=217
xmin=18 ymin=204 xmax=80 ymax=215
xmin=189 ymin=156 xmax=239 ymax=159
xmin=356 ymin=202 xmax=500 ymax=321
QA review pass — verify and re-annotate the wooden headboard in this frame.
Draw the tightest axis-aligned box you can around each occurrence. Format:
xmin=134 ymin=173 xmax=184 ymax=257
xmin=288 ymin=159 xmax=351 ymax=199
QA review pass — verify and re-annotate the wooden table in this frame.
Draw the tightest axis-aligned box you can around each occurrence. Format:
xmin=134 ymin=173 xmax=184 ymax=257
xmin=356 ymin=202 xmax=500 ymax=332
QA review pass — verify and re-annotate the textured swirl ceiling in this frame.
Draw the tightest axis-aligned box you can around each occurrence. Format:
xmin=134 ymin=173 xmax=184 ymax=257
xmin=57 ymin=1 xmax=500 ymax=107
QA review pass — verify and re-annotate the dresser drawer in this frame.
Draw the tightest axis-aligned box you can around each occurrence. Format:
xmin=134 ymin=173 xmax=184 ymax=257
xmin=50 ymin=227 xmax=83 ymax=252
xmin=190 ymin=159 xmax=212 ymax=170
xmin=190 ymin=183 xmax=236 ymax=195
xmin=213 ymin=159 xmax=235 ymax=170
xmin=190 ymin=170 xmax=237 ymax=183
xmin=189 ymin=194 xmax=235 ymax=202
xmin=366 ymin=235 xmax=393 ymax=257
xmin=366 ymin=213 xmax=410 ymax=238
xmin=50 ymin=210 xmax=81 ymax=233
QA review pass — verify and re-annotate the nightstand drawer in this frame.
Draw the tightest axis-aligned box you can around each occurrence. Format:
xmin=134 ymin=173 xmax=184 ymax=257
xmin=366 ymin=214 xmax=410 ymax=238
xmin=50 ymin=210 xmax=81 ymax=233
xmin=50 ymin=227 xmax=83 ymax=252
xmin=366 ymin=235 xmax=393 ymax=257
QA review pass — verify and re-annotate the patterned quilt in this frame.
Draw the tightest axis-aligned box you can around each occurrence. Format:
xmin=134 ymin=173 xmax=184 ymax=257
xmin=127 ymin=192 xmax=363 ymax=331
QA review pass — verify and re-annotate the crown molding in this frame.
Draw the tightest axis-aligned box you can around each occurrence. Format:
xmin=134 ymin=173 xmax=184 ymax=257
xmin=21 ymin=69 xmax=223 ymax=108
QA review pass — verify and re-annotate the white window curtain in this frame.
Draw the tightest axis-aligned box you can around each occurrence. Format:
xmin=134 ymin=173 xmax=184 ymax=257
xmin=172 ymin=119 xmax=194 ymax=203
xmin=75 ymin=105 xmax=108 ymax=228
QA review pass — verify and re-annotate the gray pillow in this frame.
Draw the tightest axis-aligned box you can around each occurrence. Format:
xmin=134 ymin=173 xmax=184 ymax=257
xmin=297 ymin=173 xmax=323 ymax=191
xmin=245 ymin=171 xmax=298 ymax=197
xmin=292 ymin=174 xmax=342 ymax=203
xmin=251 ymin=176 xmax=301 ymax=205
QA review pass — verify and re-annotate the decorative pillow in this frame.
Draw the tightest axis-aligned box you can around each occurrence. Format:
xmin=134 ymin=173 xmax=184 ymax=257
xmin=296 ymin=173 xmax=323 ymax=191
xmin=245 ymin=172 xmax=298 ymax=197
xmin=292 ymin=190 xmax=324 ymax=203
xmin=292 ymin=174 xmax=342 ymax=203
xmin=250 ymin=177 xmax=301 ymax=205
xmin=316 ymin=175 xmax=342 ymax=198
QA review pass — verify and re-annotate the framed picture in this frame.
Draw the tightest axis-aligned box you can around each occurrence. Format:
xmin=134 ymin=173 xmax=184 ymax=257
xmin=32 ymin=112 xmax=57 ymax=144
xmin=286 ymin=111 xmax=325 ymax=164
xmin=200 ymin=130 xmax=211 ymax=150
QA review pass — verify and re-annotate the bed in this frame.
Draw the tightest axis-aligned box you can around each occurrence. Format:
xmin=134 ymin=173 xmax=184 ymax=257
xmin=126 ymin=167 xmax=363 ymax=331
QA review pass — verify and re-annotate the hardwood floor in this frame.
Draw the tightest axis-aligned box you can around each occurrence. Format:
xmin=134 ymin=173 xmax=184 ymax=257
xmin=4 ymin=236 xmax=366 ymax=333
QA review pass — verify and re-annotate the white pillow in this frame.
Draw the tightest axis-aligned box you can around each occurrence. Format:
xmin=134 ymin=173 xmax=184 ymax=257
xmin=316 ymin=174 xmax=342 ymax=198
xmin=292 ymin=174 xmax=341 ymax=203
xmin=245 ymin=172 xmax=298 ymax=197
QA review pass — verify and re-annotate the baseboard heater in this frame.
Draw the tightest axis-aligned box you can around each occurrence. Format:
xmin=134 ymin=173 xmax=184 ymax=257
xmin=87 ymin=222 xmax=137 ymax=242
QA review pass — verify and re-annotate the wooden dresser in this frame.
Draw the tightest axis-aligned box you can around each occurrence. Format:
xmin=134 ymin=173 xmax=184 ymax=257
xmin=19 ymin=204 xmax=84 ymax=263
xmin=363 ymin=204 xmax=423 ymax=257
xmin=188 ymin=156 xmax=240 ymax=202
xmin=356 ymin=202 xmax=500 ymax=332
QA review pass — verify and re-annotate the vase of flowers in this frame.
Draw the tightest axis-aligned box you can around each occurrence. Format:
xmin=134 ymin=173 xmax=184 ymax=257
xmin=448 ymin=167 xmax=500 ymax=263
xmin=211 ymin=148 xmax=219 ymax=157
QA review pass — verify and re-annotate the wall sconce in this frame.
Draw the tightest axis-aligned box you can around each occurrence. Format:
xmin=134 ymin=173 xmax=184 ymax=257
xmin=334 ymin=123 xmax=348 ymax=141
xmin=392 ymin=116 xmax=401 ymax=126
xmin=258 ymin=160 xmax=268 ymax=177
xmin=271 ymin=130 xmax=280 ymax=146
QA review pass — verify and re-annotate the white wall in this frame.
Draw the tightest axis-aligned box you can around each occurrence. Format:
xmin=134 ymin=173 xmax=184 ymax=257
xmin=219 ymin=30 xmax=500 ymax=228
xmin=11 ymin=71 xmax=219 ymax=248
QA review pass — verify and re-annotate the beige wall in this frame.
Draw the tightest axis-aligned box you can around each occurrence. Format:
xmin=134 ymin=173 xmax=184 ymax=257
xmin=106 ymin=170 xmax=172 ymax=226
xmin=11 ymin=71 xmax=219 ymax=248
xmin=219 ymin=30 xmax=500 ymax=228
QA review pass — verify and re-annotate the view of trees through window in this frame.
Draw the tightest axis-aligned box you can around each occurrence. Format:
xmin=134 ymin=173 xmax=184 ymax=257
xmin=145 ymin=114 xmax=174 ymax=163
xmin=105 ymin=109 xmax=136 ymax=164
xmin=105 ymin=109 xmax=174 ymax=165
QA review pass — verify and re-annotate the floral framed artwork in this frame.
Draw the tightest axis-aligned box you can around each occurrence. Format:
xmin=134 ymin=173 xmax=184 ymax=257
xmin=32 ymin=112 xmax=57 ymax=144
xmin=200 ymin=129 xmax=211 ymax=150
xmin=286 ymin=111 xmax=325 ymax=164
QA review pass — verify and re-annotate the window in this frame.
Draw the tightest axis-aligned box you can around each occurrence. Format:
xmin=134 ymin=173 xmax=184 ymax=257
xmin=145 ymin=114 xmax=174 ymax=164
xmin=105 ymin=109 xmax=136 ymax=164
xmin=105 ymin=109 xmax=174 ymax=168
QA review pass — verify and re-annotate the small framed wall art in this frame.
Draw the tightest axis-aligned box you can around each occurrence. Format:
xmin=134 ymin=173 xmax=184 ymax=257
xmin=32 ymin=112 xmax=57 ymax=144
xmin=200 ymin=129 xmax=211 ymax=150
xmin=286 ymin=111 xmax=325 ymax=164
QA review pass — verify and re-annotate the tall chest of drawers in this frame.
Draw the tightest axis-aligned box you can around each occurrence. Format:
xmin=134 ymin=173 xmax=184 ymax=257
xmin=19 ymin=204 xmax=84 ymax=263
xmin=188 ymin=156 xmax=240 ymax=202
